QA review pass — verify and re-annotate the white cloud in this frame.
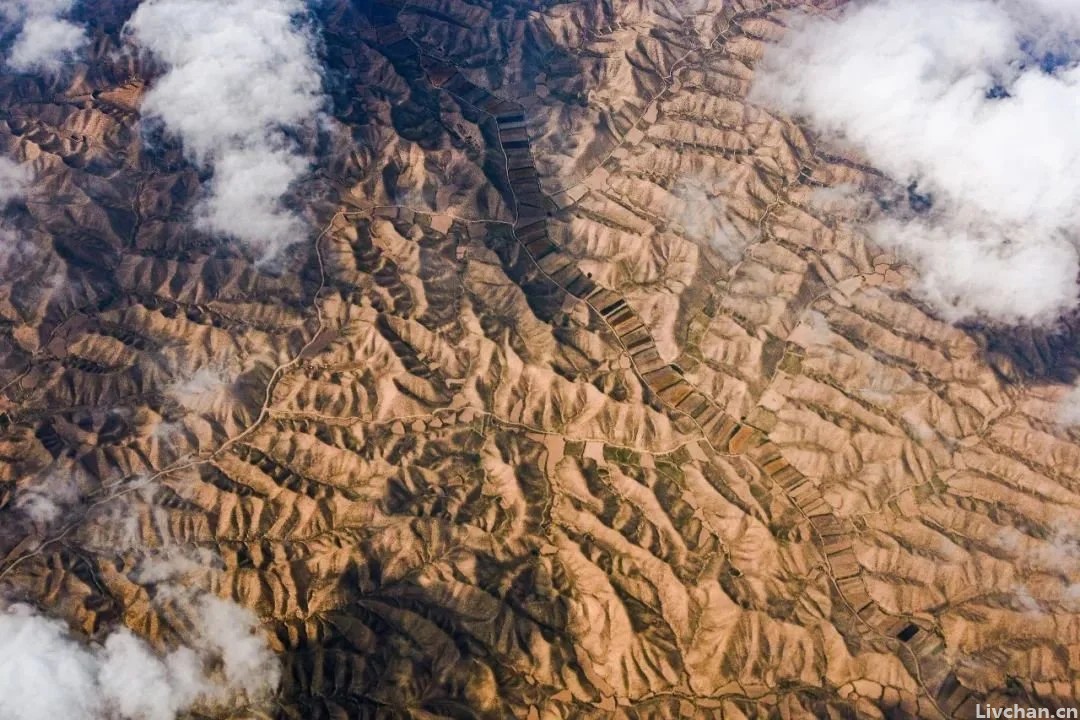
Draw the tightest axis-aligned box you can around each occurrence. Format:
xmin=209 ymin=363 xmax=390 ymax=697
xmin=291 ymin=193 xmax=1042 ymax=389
xmin=0 ymin=162 xmax=64 ymax=319
xmin=195 ymin=595 xmax=282 ymax=701
xmin=998 ymin=521 xmax=1080 ymax=612
xmin=751 ymin=0 xmax=1080 ymax=325
xmin=672 ymin=176 xmax=753 ymax=261
xmin=0 ymin=607 xmax=101 ymax=720
xmin=166 ymin=366 xmax=234 ymax=414
xmin=132 ymin=547 xmax=224 ymax=585
xmin=0 ymin=596 xmax=279 ymax=720
xmin=1058 ymin=381 xmax=1080 ymax=426
xmin=13 ymin=470 xmax=81 ymax=526
xmin=0 ymin=0 xmax=87 ymax=73
xmin=874 ymin=218 xmax=1079 ymax=324
xmin=125 ymin=0 xmax=324 ymax=258
xmin=95 ymin=632 xmax=204 ymax=720
xmin=0 ymin=156 xmax=27 ymax=205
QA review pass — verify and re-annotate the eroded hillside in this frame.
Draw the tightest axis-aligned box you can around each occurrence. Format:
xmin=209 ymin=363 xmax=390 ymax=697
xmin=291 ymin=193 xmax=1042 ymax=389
xmin=0 ymin=1 xmax=1077 ymax=718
